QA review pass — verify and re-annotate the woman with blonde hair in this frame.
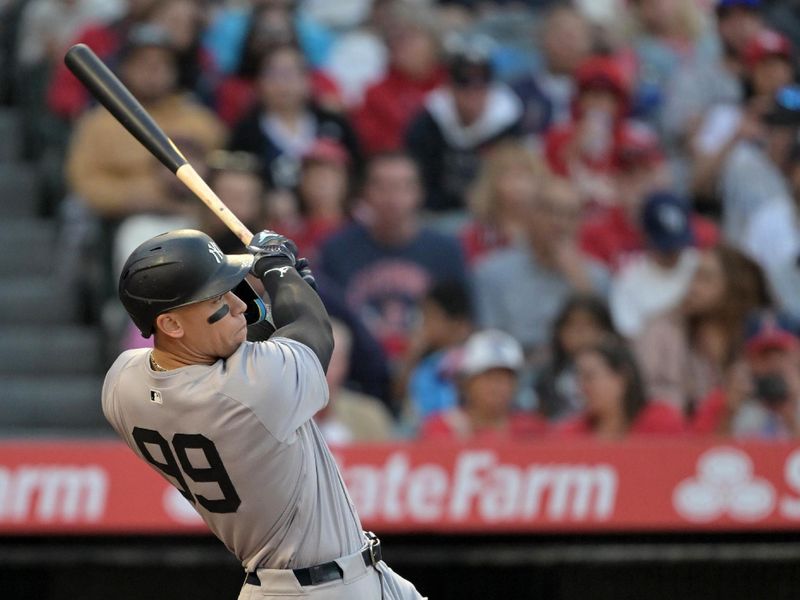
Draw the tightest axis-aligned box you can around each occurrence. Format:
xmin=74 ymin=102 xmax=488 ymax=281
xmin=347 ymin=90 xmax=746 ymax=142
xmin=460 ymin=140 xmax=551 ymax=265
xmin=622 ymin=0 xmax=716 ymax=127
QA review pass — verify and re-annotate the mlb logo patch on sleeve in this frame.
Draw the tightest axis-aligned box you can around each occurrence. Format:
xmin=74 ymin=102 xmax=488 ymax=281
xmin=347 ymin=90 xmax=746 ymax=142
xmin=150 ymin=389 xmax=163 ymax=404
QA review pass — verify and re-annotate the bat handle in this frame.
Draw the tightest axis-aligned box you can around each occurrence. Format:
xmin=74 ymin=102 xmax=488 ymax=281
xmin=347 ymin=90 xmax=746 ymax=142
xmin=176 ymin=164 xmax=253 ymax=246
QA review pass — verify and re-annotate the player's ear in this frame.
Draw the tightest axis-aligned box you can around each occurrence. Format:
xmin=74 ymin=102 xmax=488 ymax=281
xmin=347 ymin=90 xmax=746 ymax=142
xmin=154 ymin=312 xmax=184 ymax=339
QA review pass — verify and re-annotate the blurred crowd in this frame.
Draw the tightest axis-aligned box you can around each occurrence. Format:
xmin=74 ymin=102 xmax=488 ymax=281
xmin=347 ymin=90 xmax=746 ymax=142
xmin=3 ymin=0 xmax=800 ymax=442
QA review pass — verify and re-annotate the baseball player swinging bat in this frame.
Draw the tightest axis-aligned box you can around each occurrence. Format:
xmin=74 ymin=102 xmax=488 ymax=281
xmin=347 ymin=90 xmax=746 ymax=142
xmin=64 ymin=43 xmax=252 ymax=245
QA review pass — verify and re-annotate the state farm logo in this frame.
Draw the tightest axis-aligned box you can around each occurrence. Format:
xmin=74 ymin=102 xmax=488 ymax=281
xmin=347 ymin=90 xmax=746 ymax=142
xmin=673 ymin=448 xmax=775 ymax=522
xmin=0 ymin=465 xmax=108 ymax=523
xmin=341 ymin=450 xmax=618 ymax=523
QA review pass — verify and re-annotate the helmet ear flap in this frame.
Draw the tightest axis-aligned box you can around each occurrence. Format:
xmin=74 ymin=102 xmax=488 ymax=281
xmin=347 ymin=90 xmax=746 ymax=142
xmin=233 ymin=280 xmax=267 ymax=325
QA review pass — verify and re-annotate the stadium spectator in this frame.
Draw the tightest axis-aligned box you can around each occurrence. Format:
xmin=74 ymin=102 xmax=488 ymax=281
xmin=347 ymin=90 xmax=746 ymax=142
xmin=227 ymin=42 xmax=360 ymax=189
xmin=315 ymin=319 xmax=395 ymax=444
xmin=398 ymin=280 xmax=474 ymax=424
xmin=281 ymin=138 xmax=351 ymax=263
xmin=553 ymin=336 xmax=686 ymax=438
xmin=473 ymin=176 xmax=609 ymax=362
xmin=405 ymin=35 xmax=523 ymax=212
xmin=203 ymin=0 xmax=335 ymax=75
xmin=65 ymin=25 xmax=224 ymax=219
xmin=146 ymin=0 xmax=218 ymax=103
xmin=199 ymin=150 xmax=267 ymax=254
xmin=319 ymin=152 xmax=467 ymax=362
xmin=544 ymin=55 xmax=638 ymax=206
xmin=214 ymin=4 xmax=341 ymax=127
xmin=536 ymin=294 xmax=617 ymax=423
xmin=354 ymin=3 xmax=445 ymax=155
xmin=623 ymin=0 xmax=717 ymax=127
xmin=712 ymin=84 xmax=800 ymax=254
xmin=634 ymin=245 xmax=770 ymax=412
xmin=578 ymin=123 xmax=717 ymax=272
xmin=16 ymin=0 xmax=123 ymax=69
xmin=420 ymin=329 xmax=545 ymax=441
xmin=460 ymin=140 xmax=550 ymax=266
xmin=610 ymin=192 xmax=703 ymax=338
xmin=46 ymin=0 xmax=157 ymax=120
xmin=511 ymin=5 xmax=594 ymax=136
xmin=693 ymin=312 xmax=800 ymax=438
xmin=662 ymin=0 xmax=763 ymax=146
xmin=689 ymin=30 xmax=795 ymax=205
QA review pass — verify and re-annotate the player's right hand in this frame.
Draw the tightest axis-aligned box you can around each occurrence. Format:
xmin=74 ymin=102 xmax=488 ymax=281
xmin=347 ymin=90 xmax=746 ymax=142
xmin=247 ymin=230 xmax=298 ymax=276
xmin=294 ymin=257 xmax=318 ymax=291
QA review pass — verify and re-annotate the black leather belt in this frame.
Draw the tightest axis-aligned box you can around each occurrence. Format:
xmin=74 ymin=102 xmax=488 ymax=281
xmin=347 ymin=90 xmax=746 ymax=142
xmin=246 ymin=533 xmax=382 ymax=588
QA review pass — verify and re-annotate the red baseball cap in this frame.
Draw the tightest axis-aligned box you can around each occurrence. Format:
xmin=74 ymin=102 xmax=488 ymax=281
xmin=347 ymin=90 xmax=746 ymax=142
xmin=743 ymin=29 xmax=792 ymax=70
xmin=575 ymin=56 xmax=630 ymax=101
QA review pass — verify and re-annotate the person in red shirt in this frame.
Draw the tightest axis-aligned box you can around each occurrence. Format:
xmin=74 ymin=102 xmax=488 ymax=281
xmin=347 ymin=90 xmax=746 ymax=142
xmin=579 ymin=124 xmax=718 ymax=272
xmin=554 ymin=336 xmax=686 ymax=438
xmin=47 ymin=0 xmax=157 ymax=120
xmin=354 ymin=4 xmax=445 ymax=155
xmin=544 ymin=55 xmax=633 ymax=207
xmin=420 ymin=329 xmax=546 ymax=441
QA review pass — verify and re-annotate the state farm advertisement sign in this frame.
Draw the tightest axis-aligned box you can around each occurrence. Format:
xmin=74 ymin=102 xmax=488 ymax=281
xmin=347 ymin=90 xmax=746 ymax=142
xmin=0 ymin=440 xmax=798 ymax=534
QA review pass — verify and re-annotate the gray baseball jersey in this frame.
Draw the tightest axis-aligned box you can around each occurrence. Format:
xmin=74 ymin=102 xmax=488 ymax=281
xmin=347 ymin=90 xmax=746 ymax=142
xmin=102 ymin=337 xmax=365 ymax=572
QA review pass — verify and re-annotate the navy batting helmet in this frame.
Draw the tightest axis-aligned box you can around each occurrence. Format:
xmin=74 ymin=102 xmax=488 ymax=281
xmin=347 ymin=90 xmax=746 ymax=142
xmin=119 ymin=229 xmax=267 ymax=337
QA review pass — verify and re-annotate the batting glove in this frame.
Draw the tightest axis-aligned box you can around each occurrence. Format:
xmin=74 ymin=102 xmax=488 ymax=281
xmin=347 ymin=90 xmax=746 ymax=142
xmin=294 ymin=257 xmax=318 ymax=291
xmin=247 ymin=230 xmax=298 ymax=277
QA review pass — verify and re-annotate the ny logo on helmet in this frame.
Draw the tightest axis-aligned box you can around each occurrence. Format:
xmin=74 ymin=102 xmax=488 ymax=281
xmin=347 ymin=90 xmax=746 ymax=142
xmin=207 ymin=242 xmax=224 ymax=263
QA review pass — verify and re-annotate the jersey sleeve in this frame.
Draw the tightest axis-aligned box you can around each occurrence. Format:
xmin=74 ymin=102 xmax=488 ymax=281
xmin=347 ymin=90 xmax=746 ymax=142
xmin=222 ymin=337 xmax=329 ymax=443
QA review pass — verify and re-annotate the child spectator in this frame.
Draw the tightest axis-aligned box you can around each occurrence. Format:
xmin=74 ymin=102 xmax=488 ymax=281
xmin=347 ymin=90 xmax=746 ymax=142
xmin=460 ymin=140 xmax=550 ymax=266
xmin=399 ymin=281 xmax=474 ymax=423
xmin=634 ymin=245 xmax=770 ymax=412
xmin=554 ymin=337 xmax=686 ymax=438
xmin=473 ymin=176 xmax=609 ymax=363
xmin=354 ymin=3 xmax=445 ymax=155
xmin=315 ymin=319 xmax=395 ymax=445
xmin=228 ymin=42 xmax=360 ymax=189
xmin=420 ymin=329 xmax=545 ymax=441
xmin=693 ymin=312 xmax=800 ymax=439
xmin=405 ymin=35 xmax=523 ymax=212
xmin=536 ymin=295 xmax=617 ymax=423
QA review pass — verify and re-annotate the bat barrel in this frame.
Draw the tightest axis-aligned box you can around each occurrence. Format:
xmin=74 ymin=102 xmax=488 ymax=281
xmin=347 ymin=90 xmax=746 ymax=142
xmin=64 ymin=44 xmax=187 ymax=173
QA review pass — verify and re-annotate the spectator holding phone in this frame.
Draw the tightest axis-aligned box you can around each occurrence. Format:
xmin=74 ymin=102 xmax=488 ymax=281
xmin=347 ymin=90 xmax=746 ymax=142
xmin=694 ymin=312 xmax=800 ymax=438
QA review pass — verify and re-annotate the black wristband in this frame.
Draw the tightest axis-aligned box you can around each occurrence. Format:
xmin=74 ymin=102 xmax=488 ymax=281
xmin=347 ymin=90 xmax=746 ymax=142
xmin=254 ymin=256 xmax=294 ymax=279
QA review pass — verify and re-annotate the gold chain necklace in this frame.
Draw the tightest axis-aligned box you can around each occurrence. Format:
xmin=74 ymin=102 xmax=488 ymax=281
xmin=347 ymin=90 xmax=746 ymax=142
xmin=149 ymin=352 xmax=167 ymax=372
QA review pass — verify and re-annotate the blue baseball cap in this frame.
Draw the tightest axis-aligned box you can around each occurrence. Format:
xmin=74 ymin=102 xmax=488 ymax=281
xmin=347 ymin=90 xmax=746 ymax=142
xmin=641 ymin=192 xmax=694 ymax=253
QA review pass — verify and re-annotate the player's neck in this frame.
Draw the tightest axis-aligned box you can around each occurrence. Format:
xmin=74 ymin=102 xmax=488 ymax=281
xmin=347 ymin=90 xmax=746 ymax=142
xmin=151 ymin=345 xmax=216 ymax=370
